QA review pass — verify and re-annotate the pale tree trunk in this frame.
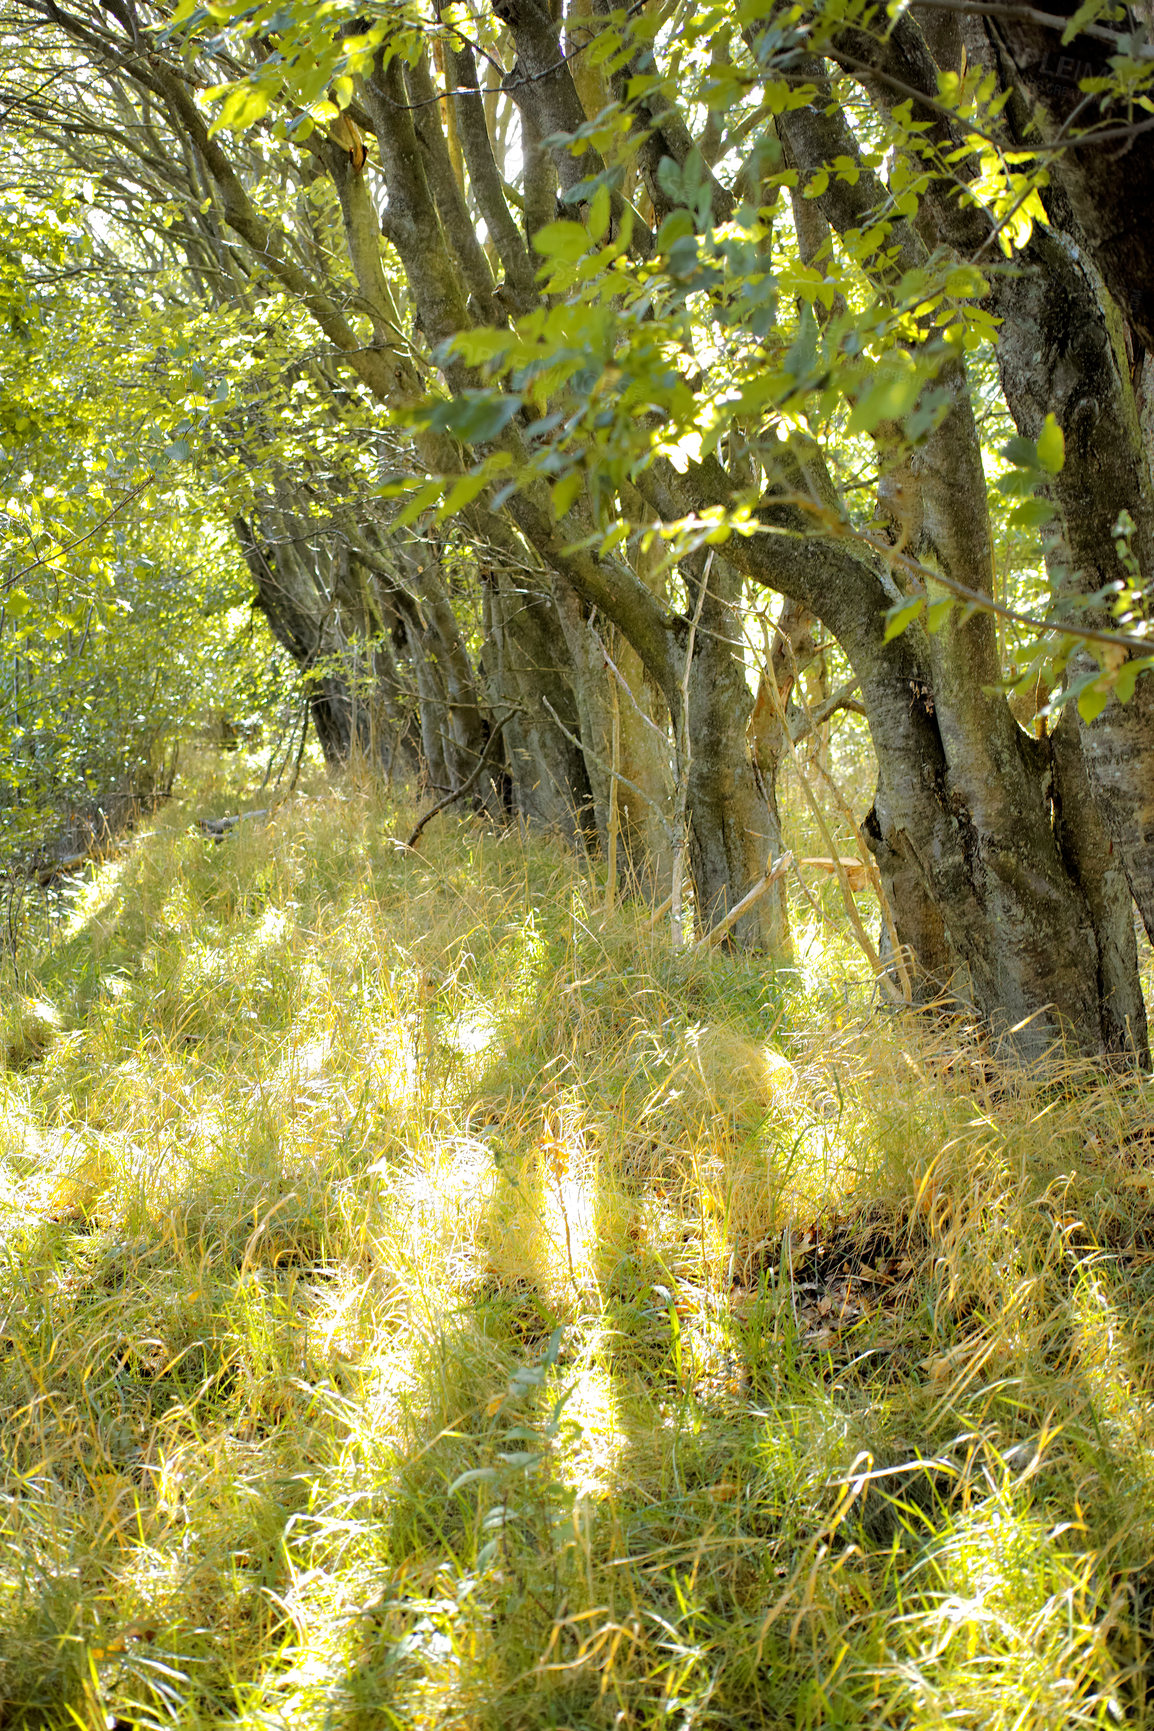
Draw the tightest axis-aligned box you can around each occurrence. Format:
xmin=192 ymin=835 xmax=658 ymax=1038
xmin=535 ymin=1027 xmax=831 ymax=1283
xmin=658 ymin=436 xmax=1125 ymax=1059
xmin=684 ymin=558 xmax=780 ymax=946
xmin=991 ymin=227 xmax=1154 ymax=943
xmin=1050 ymin=704 xmax=1148 ymax=1057
xmin=762 ymin=54 xmax=1149 ymax=1057
xmin=748 ymin=599 xmax=824 ymax=962
xmin=551 ymin=576 xmax=673 ymax=892
xmin=392 ymin=542 xmax=498 ymax=808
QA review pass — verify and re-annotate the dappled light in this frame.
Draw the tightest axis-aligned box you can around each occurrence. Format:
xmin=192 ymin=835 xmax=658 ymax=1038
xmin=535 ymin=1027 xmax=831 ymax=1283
xmin=1 ymin=783 xmax=1154 ymax=1724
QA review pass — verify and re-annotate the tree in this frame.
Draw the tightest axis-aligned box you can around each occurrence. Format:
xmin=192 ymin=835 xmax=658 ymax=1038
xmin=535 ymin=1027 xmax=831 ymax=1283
xmin=0 ymin=171 xmax=274 ymax=869
xmin=5 ymin=0 xmax=1154 ymax=1061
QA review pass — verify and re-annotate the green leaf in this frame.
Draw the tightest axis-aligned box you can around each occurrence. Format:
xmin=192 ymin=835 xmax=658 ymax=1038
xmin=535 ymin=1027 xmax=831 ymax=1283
xmin=551 ymin=469 xmax=584 ymax=518
xmin=1036 ymin=412 xmax=1065 ymax=475
xmin=448 ymin=1467 xmax=502 ymax=1495
xmin=926 ymin=597 xmax=953 ymax=634
xmin=210 ymin=83 xmax=270 ymax=135
xmin=656 ymin=155 xmax=684 ymax=205
xmin=1009 ymin=498 xmax=1056 ymax=529
xmin=428 ymin=391 xmax=523 ymax=445
xmin=656 ymin=209 xmax=695 ymax=250
xmin=944 ymin=265 xmax=986 ymax=299
xmin=1077 ymin=681 xmax=1111 ymax=724
xmin=883 ymin=596 xmax=925 ymax=641
xmin=1061 ymin=0 xmax=1110 ymax=43
xmin=996 ymin=470 xmax=1039 ymax=499
xmin=783 ymin=303 xmax=817 ymax=381
xmin=1113 ymin=659 xmax=1142 ymax=704
xmin=438 ymin=327 xmax=513 ymax=367
xmin=588 ymin=183 xmax=611 ymax=242
xmin=439 ymin=471 xmax=490 ymax=518
xmin=848 ymin=362 xmax=922 ymax=435
xmin=395 ymin=478 xmax=445 ymax=527
xmin=1000 ymin=434 xmax=1038 ymax=468
xmin=532 ymin=221 xmax=590 ymax=263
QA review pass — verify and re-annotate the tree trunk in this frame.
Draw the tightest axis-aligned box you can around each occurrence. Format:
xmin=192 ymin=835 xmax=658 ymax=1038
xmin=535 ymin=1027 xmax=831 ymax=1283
xmin=480 ymin=571 xmax=594 ymax=841
xmin=1050 ymin=702 xmax=1149 ymax=1058
xmin=551 ymin=576 xmax=673 ymax=891
xmin=991 ymin=0 xmax=1154 ymax=355
xmin=670 ymin=445 xmax=1131 ymax=1060
xmin=684 ymin=559 xmax=781 ymax=948
xmin=234 ymin=515 xmax=374 ymax=770
xmin=823 ymin=6 xmax=1154 ymax=992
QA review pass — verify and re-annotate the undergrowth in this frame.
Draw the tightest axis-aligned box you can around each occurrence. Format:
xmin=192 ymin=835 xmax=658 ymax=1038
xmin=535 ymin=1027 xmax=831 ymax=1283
xmin=1 ymin=771 xmax=1153 ymax=1728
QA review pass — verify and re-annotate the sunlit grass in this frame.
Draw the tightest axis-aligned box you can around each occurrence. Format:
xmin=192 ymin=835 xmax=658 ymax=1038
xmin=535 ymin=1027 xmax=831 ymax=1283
xmin=1 ymin=770 xmax=1153 ymax=1725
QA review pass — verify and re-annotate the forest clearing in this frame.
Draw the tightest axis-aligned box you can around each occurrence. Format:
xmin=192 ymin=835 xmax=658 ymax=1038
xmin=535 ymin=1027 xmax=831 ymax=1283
xmin=3 ymin=769 xmax=1154 ymax=1727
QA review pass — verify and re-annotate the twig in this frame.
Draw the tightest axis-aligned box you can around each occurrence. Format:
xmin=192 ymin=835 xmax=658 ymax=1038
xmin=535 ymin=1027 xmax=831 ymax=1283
xmin=644 ymin=890 xmax=675 ymax=931
xmin=541 ymin=697 xmax=673 ymax=831
xmin=2 ymin=474 xmax=154 ymax=594
xmin=286 ymin=700 xmax=310 ymax=792
xmin=763 ymin=490 xmax=1154 ymax=659
xmin=671 ymin=552 xmax=712 ymax=947
xmin=403 ymin=713 xmax=512 ymax=850
xmin=590 ymin=627 xmax=672 ymax=753
xmin=906 ymin=0 xmax=1154 ymax=54
xmin=832 ymin=47 xmax=1154 ymax=160
xmin=763 ymin=625 xmax=910 ymax=1003
xmin=197 ymin=809 xmax=270 ymax=840
xmin=792 ymin=678 xmax=865 ymax=739
xmin=771 ymin=624 xmax=911 ymax=1001
xmin=694 ymin=853 xmax=794 ymax=952
xmin=255 ymin=706 xmax=293 ymax=794
xmin=606 ymin=666 xmax=620 ymax=911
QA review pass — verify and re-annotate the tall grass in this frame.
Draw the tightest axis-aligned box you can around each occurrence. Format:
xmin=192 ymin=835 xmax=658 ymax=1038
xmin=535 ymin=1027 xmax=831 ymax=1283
xmin=1 ymin=768 xmax=1153 ymax=1727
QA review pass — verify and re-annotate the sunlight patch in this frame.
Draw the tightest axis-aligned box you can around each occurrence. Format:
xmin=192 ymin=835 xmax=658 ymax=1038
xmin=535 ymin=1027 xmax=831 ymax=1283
xmin=447 ymin=1011 xmax=496 ymax=1057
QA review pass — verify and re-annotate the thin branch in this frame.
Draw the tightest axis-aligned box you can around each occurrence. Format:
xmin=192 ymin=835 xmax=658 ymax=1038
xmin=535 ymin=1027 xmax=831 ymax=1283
xmin=670 ymin=549 xmax=711 ymax=947
xmin=694 ymin=852 xmax=793 ymax=952
xmin=765 ymin=492 xmax=1154 ymax=659
xmin=790 ymin=677 xmax=866 ymax=741
xmin=403 ymin=712 xmax=513 ymax=850
xmin=541 ymin=696 xmax=674 ymax=833
xmin=2 ymin=473 xmax=154 ymax=593
xmin=832 ymin=45 xmax=1154 ymax=158
xmin=590 ymin=626 xmax=672 ymax=751
xmin=909 ymin=0 xmax=1154 ymax=56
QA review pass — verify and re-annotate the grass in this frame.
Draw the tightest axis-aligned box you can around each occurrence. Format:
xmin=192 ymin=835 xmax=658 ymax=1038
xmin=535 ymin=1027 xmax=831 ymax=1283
xmin=2 ymin=764 xmax=1154 ymax=1727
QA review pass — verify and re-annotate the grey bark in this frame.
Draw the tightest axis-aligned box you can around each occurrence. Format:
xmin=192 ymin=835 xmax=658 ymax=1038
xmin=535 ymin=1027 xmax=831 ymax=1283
xmin=683 ymin=559 xmax=780 ymax=947
xmin=990 ymin=0 xmax=1154 ymax=355
xmin=1050 ymin=702 xmax=1149 ymax=1057
xmin=481 ymin=571 xmax=593 ymax=839
xmin=551 ymin=576 xmax=673 ymax=888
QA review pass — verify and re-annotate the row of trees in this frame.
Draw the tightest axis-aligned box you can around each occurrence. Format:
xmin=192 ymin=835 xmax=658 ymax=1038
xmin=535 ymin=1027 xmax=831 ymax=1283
xmin=3 ymin=0 xmax=1154 ymax=1061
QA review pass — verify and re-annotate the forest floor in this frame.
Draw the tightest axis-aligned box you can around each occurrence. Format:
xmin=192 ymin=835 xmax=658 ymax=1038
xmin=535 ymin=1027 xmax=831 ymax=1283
xmin=2 ymin=766 xmax=1154 ymax=1729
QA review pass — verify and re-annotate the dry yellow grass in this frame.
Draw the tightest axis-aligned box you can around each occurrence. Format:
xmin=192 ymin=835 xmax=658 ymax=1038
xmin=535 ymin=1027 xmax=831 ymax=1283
xmin=1 ymin=768 xmax=1153 ymax=1727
